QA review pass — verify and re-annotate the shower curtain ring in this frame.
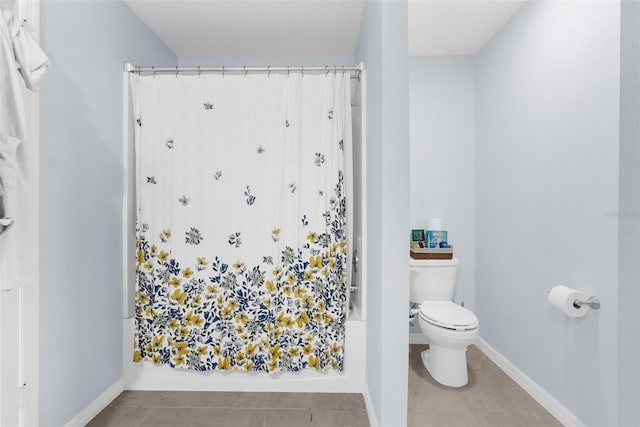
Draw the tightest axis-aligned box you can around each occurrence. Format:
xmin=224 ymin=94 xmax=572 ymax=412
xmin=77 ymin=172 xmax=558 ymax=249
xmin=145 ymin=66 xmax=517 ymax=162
xmin=152 ymin=66 xmax=156 ymax=78
xmin=301 ymin=66 xmax=304 ymax=78
xmin=198 ymin=66 xmax=201 ymax=78
xmin=267 ymin=66 xmax=271 ymax=78
xmin=325 ymin=66 xmax=329 ymax=76
xmin=287 ymin=66 xmax=290 ymax=77
xmin=244 ymin=66 xmax=247 ymax=78
xmin=175 ymin=66 xmax=179 ymax=78
xmin=222 ymin=66 xmax=225 ymax=78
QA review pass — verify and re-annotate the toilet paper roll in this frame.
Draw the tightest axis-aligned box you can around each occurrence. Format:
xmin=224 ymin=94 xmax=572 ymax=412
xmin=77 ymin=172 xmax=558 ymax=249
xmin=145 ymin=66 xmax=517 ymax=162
xmin=548 ymin=285 xmax=589 ymax=318
xmin=426 ymin=218 xmax=443 ymax=231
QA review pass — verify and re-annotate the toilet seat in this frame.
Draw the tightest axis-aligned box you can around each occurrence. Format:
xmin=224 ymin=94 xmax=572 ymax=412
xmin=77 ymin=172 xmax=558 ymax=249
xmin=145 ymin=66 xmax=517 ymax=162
xmin=419 ymin=301 xmax=478 ymax=331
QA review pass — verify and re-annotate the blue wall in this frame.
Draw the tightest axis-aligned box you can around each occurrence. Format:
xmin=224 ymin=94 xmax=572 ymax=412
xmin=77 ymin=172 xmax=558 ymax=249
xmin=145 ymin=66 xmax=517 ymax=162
xmin=356 ymin=1 xmax=409 ymax=425
xmin=39 ymin=1 xmax=176 ymax=424
xmin=409 ymin=56 xmax=476 ymax=316
xmin=618 ymin=1 xmax=640 ymax=425
xmin=475 ymin=1 xmax=620 ymax=424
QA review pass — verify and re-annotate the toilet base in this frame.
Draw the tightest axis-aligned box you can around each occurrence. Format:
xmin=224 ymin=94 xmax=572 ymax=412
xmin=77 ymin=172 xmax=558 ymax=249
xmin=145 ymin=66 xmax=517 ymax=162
xmin=421 ymin=345 xmax=469 ymax=388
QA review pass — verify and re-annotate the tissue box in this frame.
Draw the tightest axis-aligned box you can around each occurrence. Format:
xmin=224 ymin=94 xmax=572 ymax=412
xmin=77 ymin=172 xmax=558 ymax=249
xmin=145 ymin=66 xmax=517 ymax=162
xmin=426 ymin=230 xmax=448 ymax=248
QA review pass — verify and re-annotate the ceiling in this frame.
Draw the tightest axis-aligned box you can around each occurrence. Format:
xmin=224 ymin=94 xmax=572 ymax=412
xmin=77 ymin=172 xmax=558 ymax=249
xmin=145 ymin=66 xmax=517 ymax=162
xmin=409 ymin=1 xmax=526 ymax=55
xmin=123 ymin=0 xmax=526 ymax=58
xmin=123 ymin=0 xmax=365 ymax=58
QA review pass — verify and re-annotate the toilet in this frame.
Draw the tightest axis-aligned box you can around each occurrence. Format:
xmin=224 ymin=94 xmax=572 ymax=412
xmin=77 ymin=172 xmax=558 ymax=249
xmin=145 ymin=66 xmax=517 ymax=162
xmin=410 ymin=257 xmax=479 ymax=387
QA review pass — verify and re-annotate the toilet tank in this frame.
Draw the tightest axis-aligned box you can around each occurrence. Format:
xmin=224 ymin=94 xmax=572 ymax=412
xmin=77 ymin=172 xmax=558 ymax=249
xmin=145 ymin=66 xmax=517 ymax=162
xmin=409 ymin=257 xmax=459 ymax=303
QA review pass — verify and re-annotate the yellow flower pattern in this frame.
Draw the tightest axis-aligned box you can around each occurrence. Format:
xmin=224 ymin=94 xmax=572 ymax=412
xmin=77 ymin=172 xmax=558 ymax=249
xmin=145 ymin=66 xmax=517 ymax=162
xmin=134 ymin=172 xmax=348 ymax=373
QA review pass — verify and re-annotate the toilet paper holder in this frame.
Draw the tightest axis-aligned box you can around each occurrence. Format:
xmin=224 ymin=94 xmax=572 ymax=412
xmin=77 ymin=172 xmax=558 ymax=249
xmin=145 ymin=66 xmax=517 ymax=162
xmin=572 ymin=296 xmax=600 ymax=310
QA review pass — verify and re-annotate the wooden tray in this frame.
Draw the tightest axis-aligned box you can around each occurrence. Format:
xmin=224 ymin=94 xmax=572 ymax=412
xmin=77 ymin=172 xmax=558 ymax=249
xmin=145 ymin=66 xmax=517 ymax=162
xmin=410 ymin=245 xmax=453 ymax=260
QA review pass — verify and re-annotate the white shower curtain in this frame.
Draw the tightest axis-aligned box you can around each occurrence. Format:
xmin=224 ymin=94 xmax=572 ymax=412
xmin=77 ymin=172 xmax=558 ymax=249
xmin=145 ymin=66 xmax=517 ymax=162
xmin=131 ymin=71 xmax=352 ymax=373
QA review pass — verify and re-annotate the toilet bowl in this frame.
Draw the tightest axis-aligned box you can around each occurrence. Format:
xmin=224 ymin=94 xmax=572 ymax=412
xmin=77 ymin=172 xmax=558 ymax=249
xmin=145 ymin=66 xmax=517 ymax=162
xmin=417 ymin=301 xmax=478 ymax=387
xmin=409 ymin=257 xmax=479 ymax=387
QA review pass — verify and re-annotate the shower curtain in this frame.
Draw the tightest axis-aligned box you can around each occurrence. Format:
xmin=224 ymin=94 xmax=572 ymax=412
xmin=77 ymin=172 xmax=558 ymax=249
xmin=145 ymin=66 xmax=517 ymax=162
xmin=131 ymin=71 xmax=351 ymax=373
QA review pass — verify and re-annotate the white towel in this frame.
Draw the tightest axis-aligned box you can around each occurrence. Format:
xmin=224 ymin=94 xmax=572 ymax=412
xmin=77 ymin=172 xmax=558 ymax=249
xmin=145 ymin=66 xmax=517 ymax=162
xmin=0 ymin=8 xmax=46 ymax=290
xmin=0 ymin=134 xmax=20 ymax=238
xmin=4 ymin=10 xmax=49 ymax=91
xmin=0 ymin=135 xmax=20 ymax=190
xmin=0 ymin=9 xmax=22 ymax=288
xmin=0 ymin=8 xmax=26 ymax=139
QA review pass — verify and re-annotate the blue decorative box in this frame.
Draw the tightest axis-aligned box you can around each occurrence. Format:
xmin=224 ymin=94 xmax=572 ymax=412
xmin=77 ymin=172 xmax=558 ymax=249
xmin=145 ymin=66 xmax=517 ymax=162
xmin=426 ymin=230 xmax=448 ymax=248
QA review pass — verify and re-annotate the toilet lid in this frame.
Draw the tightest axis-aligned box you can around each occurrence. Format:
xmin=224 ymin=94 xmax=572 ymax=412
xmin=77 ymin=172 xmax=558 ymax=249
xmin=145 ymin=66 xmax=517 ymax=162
xmin=419 ymin=301 xmax=479 ymax=331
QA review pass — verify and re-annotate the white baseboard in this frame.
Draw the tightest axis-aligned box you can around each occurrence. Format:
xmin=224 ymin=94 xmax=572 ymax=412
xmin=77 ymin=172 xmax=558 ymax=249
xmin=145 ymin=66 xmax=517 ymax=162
xmin=409 ymin=332 xmax=429 ymax=345
xmin=362 ymin=382 xmax=379 ymax=427
xmin=475 ymin=338 xmax=585 ymax=427
xmin=64 ymin=377 xmax=124 ymax=427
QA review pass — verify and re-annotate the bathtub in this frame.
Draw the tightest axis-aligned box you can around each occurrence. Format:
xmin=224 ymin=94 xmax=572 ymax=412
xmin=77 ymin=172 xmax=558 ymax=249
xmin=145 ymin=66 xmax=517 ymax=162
xmin=122 ymin=318 xmax=366 ymax=393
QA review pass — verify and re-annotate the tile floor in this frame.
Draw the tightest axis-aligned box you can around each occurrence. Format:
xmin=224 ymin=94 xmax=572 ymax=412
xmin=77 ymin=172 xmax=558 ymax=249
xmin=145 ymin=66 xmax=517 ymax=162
xmin=87 ymin=390 xmax=369 ymax=427
xmin=89 ymin=344 xmax=562 ymax=427
xmin=408 ymin=344 xmax=562 ymax=427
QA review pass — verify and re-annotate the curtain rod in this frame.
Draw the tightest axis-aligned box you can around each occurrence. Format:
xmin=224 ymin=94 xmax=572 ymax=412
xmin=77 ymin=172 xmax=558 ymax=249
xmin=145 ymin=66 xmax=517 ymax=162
xmin=124 ymin=63 xmax=364 ymax=78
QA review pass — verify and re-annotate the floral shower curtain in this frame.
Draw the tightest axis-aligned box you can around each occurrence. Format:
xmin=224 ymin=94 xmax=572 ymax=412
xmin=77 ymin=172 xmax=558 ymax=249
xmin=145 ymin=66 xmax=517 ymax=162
xmin=131 ymin=71 xmax=351 ymax=373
